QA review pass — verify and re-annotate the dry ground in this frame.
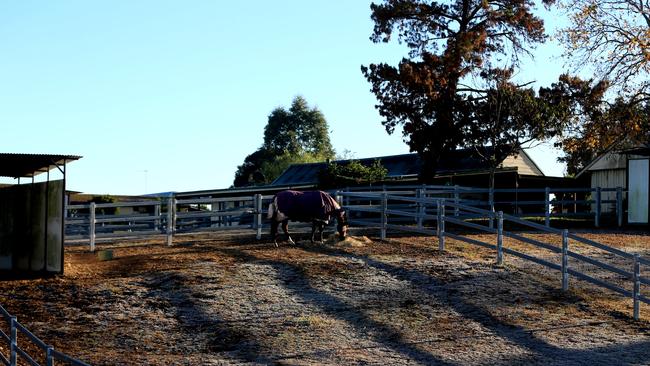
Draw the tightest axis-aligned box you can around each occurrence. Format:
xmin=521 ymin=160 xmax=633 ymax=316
xmin=1 ymin=228 xmax=650 ymax=366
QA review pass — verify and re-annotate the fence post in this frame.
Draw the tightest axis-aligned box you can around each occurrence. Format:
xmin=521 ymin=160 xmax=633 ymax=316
xmin=154 ymin=203 xmax=161 ymax=232
xmin=454 ymin=185 xmax=460 ymax=217
xmin=255 ymin=194 xmax=263 ymax=240
xmin=46 ymin=346 xmax=54 ymax=366
xmin=562 ymin=229 xmax=569 ymax=292
xmin=380 ymin=193 xmax=387 ymax=241
xmin=416 ymin=188 xmax=424 ymax=229
xmin=633 ymin=254 xmax=641 ymax=320
xmin=489 ymin=188 xmax=495 ymax=230
xmin=544 ymin=187 xmax=551 ymax=227
xmin=166 ymin=197 xmax=176 ymax=246
xmin=437 ymin=200 xmax=445 ymax=252
xmin=497 ymin=211 xmax=503 ymax=265
xmin=616 ymin=187 xmax=623 ymax=228
xmin=10 ymin=316 xmax=17 ymax=366
xmin=595 ymin=187 xmax=602 ymax=228
xmin=89 ymin=202 xmax=96 ymax=252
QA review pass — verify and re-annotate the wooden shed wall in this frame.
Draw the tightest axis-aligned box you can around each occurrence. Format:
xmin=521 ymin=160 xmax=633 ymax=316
xmin=590 ymin=169 xmax=626 ymax=213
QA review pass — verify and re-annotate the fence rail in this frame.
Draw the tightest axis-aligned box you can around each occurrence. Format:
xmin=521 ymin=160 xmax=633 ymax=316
xmin=341 ymin=184 xmax=627 ymax=228
xmin=65 ymin=194 xmax=275 ymax=250
xmin=65 ymin=185 xmax=628 ymax=248
xmin=62 ymin=185 xmax=644 ymax=321
xmin=339 ymin=191 xmax=648 ymax=321
xmin=0 ymin=304 xmax=90 ymax=366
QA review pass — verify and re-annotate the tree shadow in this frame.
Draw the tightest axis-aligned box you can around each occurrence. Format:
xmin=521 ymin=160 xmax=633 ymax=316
xmin=214 ymin=246 xmax=457 ymax=365
xmin=138 ymin=270 xmax=277 ymax=364
xmin=300 ymin=245 xmax=650 ymax=365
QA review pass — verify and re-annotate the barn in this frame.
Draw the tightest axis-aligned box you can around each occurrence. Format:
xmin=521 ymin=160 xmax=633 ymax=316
xmin=272 ymin=148 xmax=574 ymax=189
xmin=0 ymin=153 xmax=81 ymax=276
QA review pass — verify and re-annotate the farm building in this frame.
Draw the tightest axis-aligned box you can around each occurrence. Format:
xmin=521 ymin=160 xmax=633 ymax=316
xmin=0 ymin=153 xmax=80 ymax=276
xmin=577 ymin=144 xmax=650 ymax=225
xmin=272 ymin=147 xmax=576 ymax=189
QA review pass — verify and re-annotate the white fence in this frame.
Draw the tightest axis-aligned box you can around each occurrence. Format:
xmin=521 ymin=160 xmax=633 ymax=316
xmin=342 ymin=185 xmax=627 ymax=227
xmin=65 ymin=185 xmax=629 ymax=250
xmin=0 ymin=304 xmax=90 ymax=366
xmin=339 ymin=191 xmax=649 ymax=321
xmin=62 ymin=185 xmax=646 ymax=321
xmin=65 ymin=194 xmax=274 ymax=250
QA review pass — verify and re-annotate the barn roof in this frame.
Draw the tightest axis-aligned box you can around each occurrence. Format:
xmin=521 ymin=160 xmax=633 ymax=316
xmin=0 ymin=153 xmax=82 ymax=178
xmin=272 ymin=147 xmax=540 ymax=186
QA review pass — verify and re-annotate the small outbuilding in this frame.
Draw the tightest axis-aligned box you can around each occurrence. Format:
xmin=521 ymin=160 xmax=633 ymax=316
xmin=577 ymin=144 xmax=649 ymax=225
xmin=0 ymin=153 xmax=81 ymax=276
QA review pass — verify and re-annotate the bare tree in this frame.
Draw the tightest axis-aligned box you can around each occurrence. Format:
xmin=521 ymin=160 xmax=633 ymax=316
xmin=559 ymin=0 xmax=650 ymax=99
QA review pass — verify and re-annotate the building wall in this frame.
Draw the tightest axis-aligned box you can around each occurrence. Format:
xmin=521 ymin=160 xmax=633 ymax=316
xmin=0 ymin=180 xmax=64 ymax=274
xmin=590 ymin=169 xmax=626 ymax=213
xmin=502 ymin=153 xmax=542 ymax=176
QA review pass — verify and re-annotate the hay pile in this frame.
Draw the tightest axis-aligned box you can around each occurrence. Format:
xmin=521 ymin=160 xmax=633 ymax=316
xmin=324 ymin=234 xmax=373 ymax=247
xmin=292 ymin=234 xmax=373 ymax=247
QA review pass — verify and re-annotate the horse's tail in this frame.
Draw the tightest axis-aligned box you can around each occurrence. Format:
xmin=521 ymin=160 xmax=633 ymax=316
xmin=267 ymin=198 xmax=277 ymax=220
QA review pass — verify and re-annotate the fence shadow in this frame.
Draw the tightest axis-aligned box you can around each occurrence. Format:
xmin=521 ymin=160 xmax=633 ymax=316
xmin=299 ymin=244 xmax=650 ymax=365
xmin=213 ymin=246 xmax=457 ymax=365
xmin=138 ymin=271 xmax=277 ymax=364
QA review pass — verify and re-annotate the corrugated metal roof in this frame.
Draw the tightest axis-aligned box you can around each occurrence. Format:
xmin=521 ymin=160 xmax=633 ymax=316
xmin=0 ymin=153 xmax=82 ymax=178
xmin=272 ymin=148 xmax=526 ymax=186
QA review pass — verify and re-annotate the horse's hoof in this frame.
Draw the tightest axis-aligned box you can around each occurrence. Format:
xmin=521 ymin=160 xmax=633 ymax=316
xmin=288 ymin=238 xmax=296 ymax=245
xmin=274 ymin=241 xmax=279 ymax=248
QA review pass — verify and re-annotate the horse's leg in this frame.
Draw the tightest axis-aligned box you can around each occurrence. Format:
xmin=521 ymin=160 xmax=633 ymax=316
xmin=282 ymin=219 xmax=295 ymax=245
xmin=318 ymin=222 xmax=325 ymax=244
xmin=311 ymin=221 xmax=317 ymax=243
xmin=270 ymin=220 xmax=279 ymax=247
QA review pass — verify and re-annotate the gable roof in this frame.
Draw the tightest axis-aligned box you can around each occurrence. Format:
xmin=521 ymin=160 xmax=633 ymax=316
xmin=576 ymin=142 xmax=650 ymax=178
xmin=272 ymin=147 xmax=542 ymax=186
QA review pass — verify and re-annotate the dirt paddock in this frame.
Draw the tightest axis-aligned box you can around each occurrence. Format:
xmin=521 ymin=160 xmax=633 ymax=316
xmin=1 ymin=229 xmax=650 ymax=365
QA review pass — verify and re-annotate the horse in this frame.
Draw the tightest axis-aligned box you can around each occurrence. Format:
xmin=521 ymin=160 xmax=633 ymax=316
xmin=267 ymin=190 xmax=348 ymax=246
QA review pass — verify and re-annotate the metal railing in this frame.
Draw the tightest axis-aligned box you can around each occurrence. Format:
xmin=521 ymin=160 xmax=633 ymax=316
xmin=339 ymin=191 xmax=648 ymax=321
xmin=65 ymin=194 xmax=273 ymax=250
xmin=341 ymin=184 xmax=627 ymax=227
xmin=0 ymin=304 xmax=90 ymax=366
xmin=65 ymin=184 xmax=629 ymax=250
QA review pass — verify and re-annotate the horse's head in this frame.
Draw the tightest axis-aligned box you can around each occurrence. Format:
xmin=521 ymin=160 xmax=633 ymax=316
xmin=336 ymin=209 xmax=348 ymax=240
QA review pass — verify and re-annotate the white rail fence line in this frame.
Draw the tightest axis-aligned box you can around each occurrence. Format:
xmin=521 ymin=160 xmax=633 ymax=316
xmin=0 ymin=304 xmax=90 ymax=366
xmin=65 ymin=194 xmax=274 ymax=250
xmin=340 ymin=191 xmax=648 ymax=321
xmin=65 ymin=185 xmax=628 ymax=250
xmin=342 ymin=185 xmax=627 ymax=228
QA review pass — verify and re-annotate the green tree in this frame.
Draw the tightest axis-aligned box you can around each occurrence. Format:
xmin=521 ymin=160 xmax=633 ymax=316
xmin=233 ymin=96 xmax=336 ymax=187
xmin=466 ymin=68 xmax=569 ymax=187
xmin=318 ymin=160 xmax=388 ymax=188
xmin=362 ymin=0 xmax=554 ymax=182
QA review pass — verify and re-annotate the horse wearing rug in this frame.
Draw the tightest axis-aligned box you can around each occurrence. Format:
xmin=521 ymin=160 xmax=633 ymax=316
xmin=267 ymin=190 xmax=348 ymax=246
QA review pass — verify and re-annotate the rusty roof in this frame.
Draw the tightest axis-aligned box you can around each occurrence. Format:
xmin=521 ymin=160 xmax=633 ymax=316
xmin=0 ymin=153 xmax=81 ymax=178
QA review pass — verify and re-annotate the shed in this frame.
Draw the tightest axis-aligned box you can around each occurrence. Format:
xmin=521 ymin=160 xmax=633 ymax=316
xmin=578 ymin=144 xmax=649 ymax=224
xmin=0 ymin=153 xmax=81 ymax=276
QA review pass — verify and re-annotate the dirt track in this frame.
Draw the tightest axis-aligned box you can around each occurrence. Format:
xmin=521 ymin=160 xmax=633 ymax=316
xmin=1 ymin=229 xmax=649 ymax=365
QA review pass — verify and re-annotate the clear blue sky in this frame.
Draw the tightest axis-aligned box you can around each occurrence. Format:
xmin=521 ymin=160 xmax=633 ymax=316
xmin=0 ymin=1 xmax=568 ymax=195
